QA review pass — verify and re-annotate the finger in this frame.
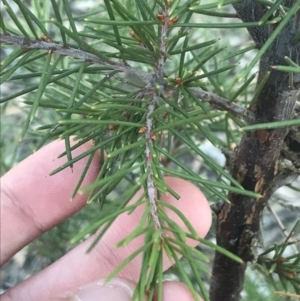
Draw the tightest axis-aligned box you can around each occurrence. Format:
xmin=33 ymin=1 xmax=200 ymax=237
xmin=155 ymin=281 xmax=203 ymax=301
xmin=3 ymin=177 xmax=211 ymax=301
xmin=1 ymin=139 xmax=101 ymax=265
xmin=42 ymin=279 xmax=202 ymax=301
xmin=43 ymin=278 xmax=138 ymax=301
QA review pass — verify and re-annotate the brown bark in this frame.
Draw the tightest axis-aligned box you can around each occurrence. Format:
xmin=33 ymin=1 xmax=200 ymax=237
xmin=209 ymin=1 xmax=300 ymax=300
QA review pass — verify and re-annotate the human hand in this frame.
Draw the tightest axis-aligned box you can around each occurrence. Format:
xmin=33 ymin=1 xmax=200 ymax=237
xmin=1 ymin=139 xmax=212 ymax=301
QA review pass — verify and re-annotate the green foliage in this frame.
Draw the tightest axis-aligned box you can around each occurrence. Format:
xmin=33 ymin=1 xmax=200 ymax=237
xmin=1 ymin=0 xmax=300 ymax=300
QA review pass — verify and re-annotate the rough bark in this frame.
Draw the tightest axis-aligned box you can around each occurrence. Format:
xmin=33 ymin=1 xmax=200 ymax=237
xmin=209 ymin=1 xmax=300 ymax=300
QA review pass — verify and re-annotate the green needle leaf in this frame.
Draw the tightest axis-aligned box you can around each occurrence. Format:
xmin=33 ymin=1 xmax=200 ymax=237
xmin=50 ymin=0 xmax=67 ymax=45
xmin=84 ymin=19 xmax=159 ymax=25
xmin=241 ymin=118 xmax=300 ymax=131
xmin=13 ymin=0 xmax=39 ymax=38
xmin=1 ymin=51 xmax=34 ymax=84
xmin=2 ymin=0 xmax=31 ymax=39
xmin=29 ymin=51 xmax=53 ymax=122
xmin=106 ymin=241 xmax=153 ymax=283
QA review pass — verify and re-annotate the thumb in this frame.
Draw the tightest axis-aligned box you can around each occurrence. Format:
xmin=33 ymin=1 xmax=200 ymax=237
xmin=45 ymin=278 xmax=137 ymax=301
xmin=43 ymin=278 xmax=202 ymax=301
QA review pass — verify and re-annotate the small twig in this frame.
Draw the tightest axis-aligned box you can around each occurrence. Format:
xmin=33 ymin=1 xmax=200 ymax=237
xmin=278 ymin=160 xmax=300 ymax=175
xmin=1 ymin=34 xmax=253 ymax=124
xmin=0 ymin=33 xmax=153 ymax=83
xmin=144 ymin=6 xmax=170 ymax=230
xmin=145 ymin=93 xmax=161 ymax=230
xmin=189 ymin=87 xmax=255 ymax=123
xmin=266 ymin=198 xmax=298 ymax=254
xmin=266 ymin=203 xmax=290 ymax=238
xmin=266 ymin=200 xmax=297 ymax=255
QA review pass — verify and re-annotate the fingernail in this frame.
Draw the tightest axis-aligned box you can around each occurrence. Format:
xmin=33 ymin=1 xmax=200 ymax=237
xmin=47 ymin=278 xmax=135 ymax=301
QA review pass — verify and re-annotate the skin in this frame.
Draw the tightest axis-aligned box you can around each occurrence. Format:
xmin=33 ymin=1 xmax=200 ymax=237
xmin=1 ymin=139 xmax=212 ymax=301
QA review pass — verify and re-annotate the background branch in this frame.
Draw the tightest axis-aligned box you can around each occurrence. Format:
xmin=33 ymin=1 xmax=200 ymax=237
xmin=0 ymin=33 xmax=153 ymax=82
xmin=1 ymin=33 xmax=254 ymax=123
xmin=189 ymin=87 xmax=255 ymax=123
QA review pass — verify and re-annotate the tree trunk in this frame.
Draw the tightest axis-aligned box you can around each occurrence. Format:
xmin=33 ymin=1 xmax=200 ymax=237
xmin=209 ymin=1 xmax=300 ymax=300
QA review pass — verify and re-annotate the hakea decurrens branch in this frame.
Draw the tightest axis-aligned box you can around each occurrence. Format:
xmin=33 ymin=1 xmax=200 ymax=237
xmin=144 ymin=6 xmax=170 ymax=229
xmin=0 ymin=33 xmax=153 ymax=83
xmin=0 ymin=33 xmax=253 ymax=123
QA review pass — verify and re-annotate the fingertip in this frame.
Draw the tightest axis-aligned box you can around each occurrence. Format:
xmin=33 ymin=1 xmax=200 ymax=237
xmin=43 ymin=280 xmax=202 ymax=301
xmin=42 ymin=278 xmax=136 ymax=301
xmin=153 ymin=281 xmax=203 ymax=301
xmin=163 ymin=177 xmax=212 ymax=240
xmin=158 ymin=281 xmax=203 ymax=301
